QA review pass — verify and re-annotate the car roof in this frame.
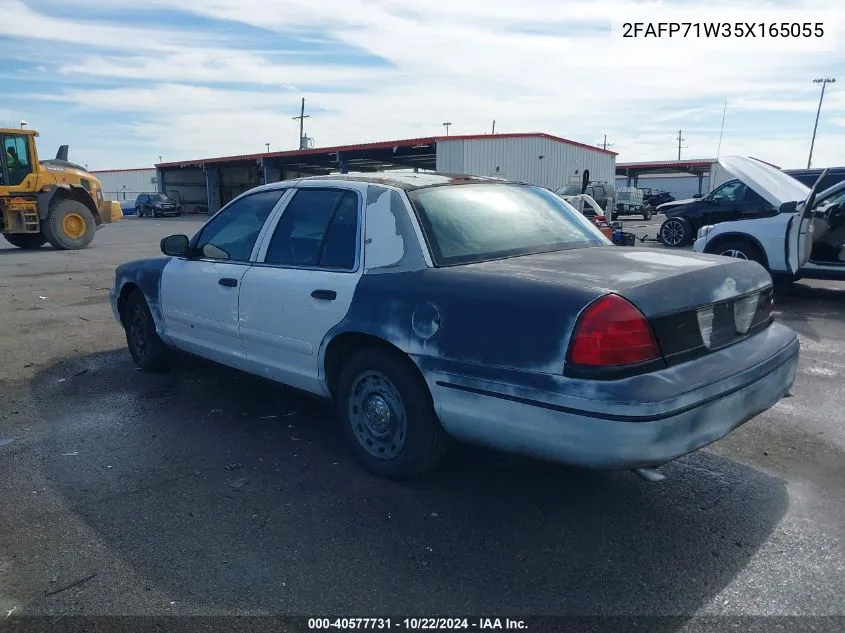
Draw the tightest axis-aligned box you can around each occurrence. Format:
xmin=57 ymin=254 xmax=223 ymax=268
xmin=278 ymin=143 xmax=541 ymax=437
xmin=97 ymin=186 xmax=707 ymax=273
xmin=292 ymin=171 xmax=525 ymax=191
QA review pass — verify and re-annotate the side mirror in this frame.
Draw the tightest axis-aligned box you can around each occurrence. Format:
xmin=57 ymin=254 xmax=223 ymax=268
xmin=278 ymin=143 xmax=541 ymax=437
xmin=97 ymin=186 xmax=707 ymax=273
xmin=693 ymin=193 xmax=703 ymax=199
xmin=161 ymin=234 xmax=190 ymax=257
xmin=779 ymin=201 xmax=798 ymax=214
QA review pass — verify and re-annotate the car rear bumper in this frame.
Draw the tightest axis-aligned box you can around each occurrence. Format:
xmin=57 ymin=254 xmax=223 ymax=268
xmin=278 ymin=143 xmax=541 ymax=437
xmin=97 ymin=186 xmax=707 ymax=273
xmin=422 ymin=322 xmax=798 ymax=469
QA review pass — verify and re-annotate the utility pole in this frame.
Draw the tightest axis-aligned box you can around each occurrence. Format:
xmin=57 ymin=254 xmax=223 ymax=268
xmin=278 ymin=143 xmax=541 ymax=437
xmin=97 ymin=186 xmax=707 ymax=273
xmin=292 ymin=98 xmax=310 ymax=149
xmin=808 ymin=77 xmax=836 ymax=169
xmin=442 ymin=122 xmax=452 ymax=136
xmin=491 ymin=120 xmax=496 ymax=134
xmin=597 ymin=134 xmax=614 ymax=151
xmin=676 ymin=130 xmax=687 ymax=160
xmin=265 ymin=143 xmax=270 ymax=153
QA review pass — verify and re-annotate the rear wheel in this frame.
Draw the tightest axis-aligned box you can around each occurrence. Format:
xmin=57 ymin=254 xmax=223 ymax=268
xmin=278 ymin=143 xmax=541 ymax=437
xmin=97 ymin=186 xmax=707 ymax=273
xmin=4 ymin=233 xmax=46 ymax=249
xmin=659 ymin=217 xmax=691 ymax=247
xmin=336 ymin=348 xmax=448 ymax=479
xmin=43 ymin=199 xmax=96 ymax=250
xmin=642 ymin=207 xmax=653 ymax=221
xmin=123 ymin=291 xmax=174 ymax=372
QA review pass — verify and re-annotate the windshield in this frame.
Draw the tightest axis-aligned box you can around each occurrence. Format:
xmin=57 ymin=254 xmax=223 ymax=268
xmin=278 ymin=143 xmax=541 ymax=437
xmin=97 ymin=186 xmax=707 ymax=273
xmin=407 ymin=184 xmax=609 ymax=266
xmin=151 ymin=194 xmax=171 ymax=202
xmin=556 ymin=185 xmax=582 ymax=196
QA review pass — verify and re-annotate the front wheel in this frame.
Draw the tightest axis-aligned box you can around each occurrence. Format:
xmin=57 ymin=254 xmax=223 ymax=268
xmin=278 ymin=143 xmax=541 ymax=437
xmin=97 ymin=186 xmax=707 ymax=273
xmin=709 ymin=238 xmax=766 ymax=267
xmin=642 ymin=207 xmax=653 ymax=221
xmin=336 ymin=348 xmax=448 ymax=479
xmin=123 ymin=291 xmax=174 ymax=372
xmin=659 ymin=217 xmax=691 ymax=247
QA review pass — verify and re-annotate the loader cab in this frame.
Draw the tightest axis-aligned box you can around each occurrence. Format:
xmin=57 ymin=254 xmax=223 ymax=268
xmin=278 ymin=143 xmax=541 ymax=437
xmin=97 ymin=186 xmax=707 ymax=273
xmin=0 ymin=130 xmax=38 ymax=189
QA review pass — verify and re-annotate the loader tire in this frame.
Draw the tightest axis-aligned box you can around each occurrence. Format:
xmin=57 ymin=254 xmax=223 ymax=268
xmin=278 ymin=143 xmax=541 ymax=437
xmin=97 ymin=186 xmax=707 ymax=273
xmin=4 ymin=233 xmax=47 ymax=249
xmin=43 ymin=199 xmax=96 ymax=250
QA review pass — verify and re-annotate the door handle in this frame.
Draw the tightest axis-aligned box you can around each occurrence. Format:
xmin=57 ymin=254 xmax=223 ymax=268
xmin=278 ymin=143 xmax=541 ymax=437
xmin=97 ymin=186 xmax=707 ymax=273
xmin=311 ymin=289 xmax=337 ymax=301
xmin=218 ymin=277 xmax=238 ymax=287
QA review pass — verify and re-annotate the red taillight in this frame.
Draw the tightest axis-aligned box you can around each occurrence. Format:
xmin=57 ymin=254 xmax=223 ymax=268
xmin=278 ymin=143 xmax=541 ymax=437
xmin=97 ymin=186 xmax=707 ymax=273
xmin=568 ymin=294 xmax=661 ymax=366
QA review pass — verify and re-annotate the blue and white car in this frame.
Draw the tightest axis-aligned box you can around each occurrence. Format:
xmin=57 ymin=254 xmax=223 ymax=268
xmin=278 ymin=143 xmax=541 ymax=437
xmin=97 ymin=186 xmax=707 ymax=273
xmin=110 ymin=173 xmax=799 ymax=479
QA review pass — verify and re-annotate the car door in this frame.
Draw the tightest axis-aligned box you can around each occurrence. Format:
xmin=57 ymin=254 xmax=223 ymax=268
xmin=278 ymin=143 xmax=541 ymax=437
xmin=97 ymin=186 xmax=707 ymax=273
xmin=703 ymin=180 xmax=747 ymax=224
xmin=237 ymin=186 xmax=363 ymax=395
xmin=159 ymin=188 xmax=287 ymax=368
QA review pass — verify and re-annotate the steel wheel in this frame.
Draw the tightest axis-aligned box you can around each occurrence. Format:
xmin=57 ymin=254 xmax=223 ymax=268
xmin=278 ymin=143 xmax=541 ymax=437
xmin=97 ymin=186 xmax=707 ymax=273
xmin=62 ymin=212 xmax=87 ymax=239
xmin=129 ymin=302 xmax=150 ymax=359
xmin=660 ymin=219 xmax=688 ymax=247
xmin=348 ymin=370 xmax=407 ymax=460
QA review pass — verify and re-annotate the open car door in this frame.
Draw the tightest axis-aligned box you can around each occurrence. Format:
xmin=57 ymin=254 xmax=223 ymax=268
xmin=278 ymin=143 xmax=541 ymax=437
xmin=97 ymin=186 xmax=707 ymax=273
xmin=786 ymin=168 xmax=829 ymax=275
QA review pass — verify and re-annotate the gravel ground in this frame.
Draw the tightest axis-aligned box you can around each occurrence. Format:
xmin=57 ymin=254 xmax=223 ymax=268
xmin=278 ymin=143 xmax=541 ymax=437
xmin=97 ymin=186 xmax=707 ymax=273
xmin=0 ymin=216 xmax=842 ymax=630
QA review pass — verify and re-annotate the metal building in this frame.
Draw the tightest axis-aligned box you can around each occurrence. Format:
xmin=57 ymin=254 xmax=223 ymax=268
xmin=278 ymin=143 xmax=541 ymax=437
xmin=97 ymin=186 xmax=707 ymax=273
xmin=91 ymin=168 xmax=157 ymax=202
xmin=436 ymin=134 xmax=615 ymax=190
xmin=155 ymin=133 xmax=616 ymax=214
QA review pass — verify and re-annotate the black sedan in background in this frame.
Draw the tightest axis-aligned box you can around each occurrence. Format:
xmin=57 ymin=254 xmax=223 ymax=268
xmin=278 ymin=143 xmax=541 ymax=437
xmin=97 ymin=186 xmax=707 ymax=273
xmin=135 ymin=193 xmax=182 ymax=218
xmin=657 ymin=178 xmax=776 ymax=247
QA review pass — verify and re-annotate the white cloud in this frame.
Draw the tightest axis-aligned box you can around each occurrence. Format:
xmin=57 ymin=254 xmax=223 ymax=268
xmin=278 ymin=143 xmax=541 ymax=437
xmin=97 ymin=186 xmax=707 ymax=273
xmin=6 ymin=0 xmax=845 ymax=169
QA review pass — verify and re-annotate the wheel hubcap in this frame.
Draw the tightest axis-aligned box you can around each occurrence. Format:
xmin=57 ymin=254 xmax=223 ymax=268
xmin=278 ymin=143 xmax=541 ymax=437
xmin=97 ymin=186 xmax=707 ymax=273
xmin=662 ymin=220 xmax=684 ymax=246
xmin=349 ymin=371 xmax=406 ymax=460
xmin=720 ymin=249 xmax=748 ymax=259
xmin=62 ymin=212 xmax=86 ymax=239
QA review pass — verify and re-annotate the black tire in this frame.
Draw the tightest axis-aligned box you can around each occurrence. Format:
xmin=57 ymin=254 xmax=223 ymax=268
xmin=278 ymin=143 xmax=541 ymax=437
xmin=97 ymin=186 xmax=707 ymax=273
xmin=336 ymin=347 xmax=448 ymax=479
xmin=136 ymin=205 xmax=143 ymax=217
xmin=123 ymin=291 xmax=174 ymax=372
xmin=4 ymin=233 xmax=46 ymax=249
xmin=659 ymin=217 xmax=692 ymax=247
xmin=643 ymin=207 xmax=653 ymax=221
xmin=43 ymin=198 xmax=96 ymax=250
xmin=708 ymin=238 xmax=766 ymax=267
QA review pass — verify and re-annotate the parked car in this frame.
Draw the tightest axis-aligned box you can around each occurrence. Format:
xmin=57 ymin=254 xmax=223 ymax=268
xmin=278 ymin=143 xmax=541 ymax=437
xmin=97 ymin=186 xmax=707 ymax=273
xmin=641 ymin=188 xmax=676 ymax=208
xmin=784 ymin=166 xmax=845 ymax=191
xmin=556 ymin=182 xmax=616 ymax=213
xmin=135 ymin=192 xmax=181 ymax=218
xmin=656 ymin=164 xmax=781 ymax=247
xmin=695 ymin=158 xmax=845 ymax=282
xmin=111 ymin=173 xmax=798 ymax=479
xmin=119 ymin=199 xmax=136 ymax=216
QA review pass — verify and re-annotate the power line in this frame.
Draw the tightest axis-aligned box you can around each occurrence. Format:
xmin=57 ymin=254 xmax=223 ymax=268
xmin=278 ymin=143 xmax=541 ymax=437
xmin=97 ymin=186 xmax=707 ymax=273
xmin=808 ymin=77 xmax=836 ymax=169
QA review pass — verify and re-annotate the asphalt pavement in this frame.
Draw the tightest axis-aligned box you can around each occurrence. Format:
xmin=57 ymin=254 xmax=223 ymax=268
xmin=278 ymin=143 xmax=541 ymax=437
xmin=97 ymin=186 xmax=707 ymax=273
xmin=0 ymin=216 xmax=842 ymax=628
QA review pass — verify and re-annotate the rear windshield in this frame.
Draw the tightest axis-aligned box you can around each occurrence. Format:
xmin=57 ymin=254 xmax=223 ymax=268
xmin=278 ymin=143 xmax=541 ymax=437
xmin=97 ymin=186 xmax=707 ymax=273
xmin=407 ymin=184 xmax=608 ymax=266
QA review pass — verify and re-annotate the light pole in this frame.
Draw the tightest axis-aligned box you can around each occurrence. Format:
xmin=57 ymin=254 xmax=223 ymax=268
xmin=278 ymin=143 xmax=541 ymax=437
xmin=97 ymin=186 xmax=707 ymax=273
xmin=808 ymin=77 xmax=836 ymax=169
xmin=265 ymin=143 xmax=270 ymax=153
xmin=20 ymin=120 xmax=26 ymax=129
xmin=442 ymin=122 xmax=452 ymax=136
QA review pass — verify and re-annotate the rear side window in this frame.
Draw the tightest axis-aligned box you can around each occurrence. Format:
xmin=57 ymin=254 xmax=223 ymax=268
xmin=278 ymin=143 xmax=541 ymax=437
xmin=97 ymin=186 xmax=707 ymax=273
xmin=264 ymin=189 xmax=359 ymax=270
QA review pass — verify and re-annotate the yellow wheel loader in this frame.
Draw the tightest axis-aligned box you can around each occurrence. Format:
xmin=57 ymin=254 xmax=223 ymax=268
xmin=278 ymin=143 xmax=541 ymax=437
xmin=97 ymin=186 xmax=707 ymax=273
xmin=1 ymin=128 xmax=122 ymax=250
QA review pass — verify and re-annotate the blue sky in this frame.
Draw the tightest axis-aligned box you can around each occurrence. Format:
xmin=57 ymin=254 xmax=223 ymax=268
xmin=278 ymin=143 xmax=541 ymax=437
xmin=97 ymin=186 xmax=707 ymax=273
xmin=1 ymin=0 xmax=843 ymax=169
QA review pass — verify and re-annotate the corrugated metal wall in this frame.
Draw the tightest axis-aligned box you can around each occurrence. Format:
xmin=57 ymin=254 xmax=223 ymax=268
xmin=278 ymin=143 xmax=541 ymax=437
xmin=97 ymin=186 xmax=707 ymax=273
xmin=436 ymin=137 xmax=615 ymax=190
xmin=92 ymin=168 xmax=157 ymax=201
